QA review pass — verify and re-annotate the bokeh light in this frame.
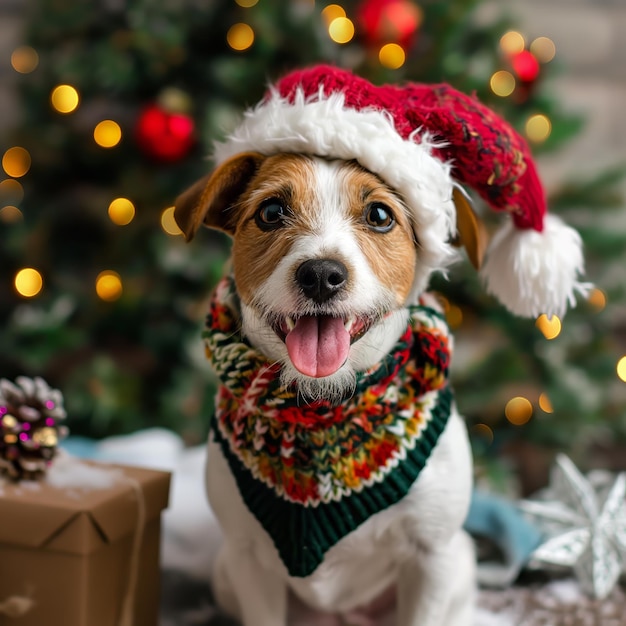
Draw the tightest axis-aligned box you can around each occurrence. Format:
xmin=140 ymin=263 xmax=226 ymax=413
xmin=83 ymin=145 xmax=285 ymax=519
xmin=96 ymin=270 xmax=123 ymax=301
xmin=227 ymin=23 xmax=255 ymax=51
xmin=328 ymin=17 xmax=355 ymax=43
xmin=321 ymin=4 xmax=346 ymax=26
xmin=2 ymin=147 xmax=31 ymax=178
xmin=235 ymin=0 xmax=258 ymax=6
xmin=530 ymin=36 xmax=556 ymax=63
xmin=617 ymin=356 xmax=626 ymax=383
xmin=108 ymin=197 xmax=135 ymax=225
xmin=505 ymin=396 xmax=533 ymax=425
xmin=588 ymin=287 xmax=606 ymax=312
xmin=499 ymin=31 xmax=525 ymax=55
xmin=446 ymin=304 xmax=463 ymax=329
xmin=161 ymin=207 xmax=183 ymax=236
xmin=471 ymin=423 xmax=494 ymax=445
xmin=14 ymin=268 xmax=43 ymax=298
xmin=538 ymin=392 xmax=554 ymax=414
xmin=378 ymin=43 xmax=405 ymax=69
xmin=0 ymin=205 xmax=23 ymax=223
xmin=0 ymin=178 xmax=24 ymax=204
xmin=536 ymin=313 xmax=561 ymax=339
xmin=94 ymin=120 xmax=122 ymax=148
xmin=511 ymin=50 xmax=540 ymax=82
xmin=525 ymin=114 xmax=552 ymax=143
xmin=10 ymin=46 xmax=39 ymax=74
xmin=51 ymin=84 xmax=80 ymax=114
xmin=490 ymin=70 xmax=516 ymax=97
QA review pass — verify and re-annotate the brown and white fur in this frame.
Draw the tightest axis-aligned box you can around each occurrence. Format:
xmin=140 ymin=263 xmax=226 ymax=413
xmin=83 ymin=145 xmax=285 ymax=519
xmin=175 ymin=152 xmax=479 ymax=626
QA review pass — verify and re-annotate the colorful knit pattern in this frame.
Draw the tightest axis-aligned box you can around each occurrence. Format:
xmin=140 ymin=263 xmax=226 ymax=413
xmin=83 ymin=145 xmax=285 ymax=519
xmin=204 ymin=276 xmax=454 ymax=576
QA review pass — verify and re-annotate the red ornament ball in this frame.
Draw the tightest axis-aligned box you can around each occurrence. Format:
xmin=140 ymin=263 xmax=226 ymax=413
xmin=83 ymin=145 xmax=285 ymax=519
xmin=358 ymin=0 xmax=422 ymax=49
xmin=511 ymin=50 xmax=540 ymax=83
xmin=135 ymin=104 xmax=196 ymax=162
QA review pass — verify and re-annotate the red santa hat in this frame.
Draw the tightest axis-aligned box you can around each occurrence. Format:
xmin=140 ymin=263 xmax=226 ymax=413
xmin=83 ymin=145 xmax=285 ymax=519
xmin=213 ymin=65 xmax=589 ymax=318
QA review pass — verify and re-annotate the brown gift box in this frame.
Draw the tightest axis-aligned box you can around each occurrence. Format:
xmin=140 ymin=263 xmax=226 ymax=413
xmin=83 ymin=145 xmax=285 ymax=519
xmin=0 ymin=461 xmax=171 ymax=626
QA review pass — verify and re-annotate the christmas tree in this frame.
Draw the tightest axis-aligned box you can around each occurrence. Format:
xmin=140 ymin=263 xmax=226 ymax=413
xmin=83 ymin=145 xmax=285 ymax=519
xmin=2 ymin=0 xmax=624 ymax=489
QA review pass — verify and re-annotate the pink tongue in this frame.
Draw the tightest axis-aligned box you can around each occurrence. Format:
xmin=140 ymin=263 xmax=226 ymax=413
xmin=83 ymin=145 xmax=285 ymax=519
xmin=285 ymin=316 xmax=350 ymax=378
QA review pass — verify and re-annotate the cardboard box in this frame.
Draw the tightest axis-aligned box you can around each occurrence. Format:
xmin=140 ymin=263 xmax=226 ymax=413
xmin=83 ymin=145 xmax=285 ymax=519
xmin=0 ymin=462 xmax=171 ymax=626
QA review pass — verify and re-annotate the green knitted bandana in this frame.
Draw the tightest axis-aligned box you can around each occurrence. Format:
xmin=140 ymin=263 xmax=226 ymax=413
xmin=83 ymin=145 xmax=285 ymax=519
xmin=204 ymin=276 xmax=454 ymax=577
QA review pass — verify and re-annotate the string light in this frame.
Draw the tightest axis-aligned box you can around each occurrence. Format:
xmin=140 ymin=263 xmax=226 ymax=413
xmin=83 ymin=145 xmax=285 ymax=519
xmin=617 ymin=357 xmax=626 ymax=383
xmin=379 ymin=43 xmax=405 ymax=69
xmin=2 ymin=147 xmax=31 ymax=178
xmin=235 ymin=0 xmax=258 ymax=6
xmin=490 ymin=70 xmax=516 ymax=97
xmin=321 ymin=4 xmax=346 ymax=26
xmin=538 ymin=392 xmax=554 ymax=414
xmin=536 ymin=313 xmax=561 ymax=339
xmin=95 ymin=271 xmax=123 ymax=301
xmin=50 ymin=84 xmax=80 ymax=114
xmin=227 ymin=23 xmax=255 ymax=51
xmin=328 ymin=17 xmax=355 ymax=43
xmin=161 ymin=207 xmax=183 ymax=235
xmin=588 ymin=287 xmax=607 ymax=312
xmin=94 ymin=121 xmax=122 ymax=148
xmin=10 ymin=46 xmax=39 ymax=74
xmin=0 ymin=178 xmax=24 ymax=204
xmin=499 ymin=31 xmax=525 ymax=55
xmin=471 ymin=423 xmax=494 ymax=445
xmin=14 ymin=268 xmax=43 ymax=298
xmin=525 ymin=114 xmax=552 ymax=143
xmin=505 ymin=396 xmax=533 ymax=425
xmin=530 ymin=36 xmax=556 ymax=63
xmin=108 ymin=197 xmax=135 ymax=225
xmin=0 ymin=205 xmax=23 ymax=223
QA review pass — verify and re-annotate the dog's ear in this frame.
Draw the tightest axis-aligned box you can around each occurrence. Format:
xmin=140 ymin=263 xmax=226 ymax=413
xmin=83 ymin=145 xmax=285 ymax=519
xmin=174 ymin=151 xmax=265 ymax=241
xmin=451 ymin=185 xmax=488 ymax=270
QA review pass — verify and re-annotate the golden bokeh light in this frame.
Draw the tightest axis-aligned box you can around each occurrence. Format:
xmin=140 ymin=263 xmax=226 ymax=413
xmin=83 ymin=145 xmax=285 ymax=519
xmin=446 ymin=304 xmax=463 ymax=329
xmin=538 ymin=392 xmax=554 ymax=414
xmin=2 ymin=147 xmax=31 ymax=178
xmin=525 ymin=114 xmax=552 ymax=143
xmin=0 ymin=205 xmax=23 ymax=223
xmin=11 ymin=46 xmax=39 ymax=74
xmin=321 ymin=4 xmax=346 ymax=26
xmin=379 ymin=43 xmax=406 ymax=69
xmin=328 ymin=17 xmax=355 ymax=44
xmin=108 ymin=197 xmax=135 ymax=226
xmin=536 ymin=313 xmax=561 ymax=340
xmin=617 ymin=356 xmax=626 ymax=383
xmin=227 ymin=23 xmax=255 ymax=51
xmin=490 ymin=70 xmax=516 ymax=97
xmin=0 ymin=178 xmax=24 ymax=204
xmin=235 ymin=0 xmax=258 ymax=6
xmin=161 ymin=206 xmax=183 ymax=236
xmin=14 ymin=268 xmax=43 ymax=298
xmin=505 ymin=396 xmax=533 ymax=426
xmin=499 ymin=31 xmax=525 ymax=55
xmin=471 ymin=423 xmax=494 ymax=445
xmin=588 ymin=287 xmax=607 ymax=312
xmin=51 ymin=84 xmax=80 ymax=114
xmin=530 ymin=36 xmax=556 ymax=63
xmin=96 ymin=270 xmax=123 ymax=302
xmin=94 ymin=120 xmax=122 ymax=148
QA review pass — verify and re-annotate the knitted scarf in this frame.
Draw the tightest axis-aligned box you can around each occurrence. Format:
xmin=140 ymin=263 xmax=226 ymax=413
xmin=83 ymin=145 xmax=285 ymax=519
xmin=204 ymin=276 xmax=454 ymax=577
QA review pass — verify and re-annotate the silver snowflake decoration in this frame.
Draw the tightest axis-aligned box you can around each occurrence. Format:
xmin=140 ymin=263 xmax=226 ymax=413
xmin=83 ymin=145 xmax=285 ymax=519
xmin=520 ymin=454 xmax=626 ymax=600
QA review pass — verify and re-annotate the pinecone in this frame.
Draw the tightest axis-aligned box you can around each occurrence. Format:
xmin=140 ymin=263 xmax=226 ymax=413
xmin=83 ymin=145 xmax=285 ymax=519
xmin=0 ymin=376 xmax=69 ymax=480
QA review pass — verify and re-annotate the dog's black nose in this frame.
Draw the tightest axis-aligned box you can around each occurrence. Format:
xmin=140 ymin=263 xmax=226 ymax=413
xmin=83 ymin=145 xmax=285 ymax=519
xmin=296 ymin=259 xmax=348 ymax=303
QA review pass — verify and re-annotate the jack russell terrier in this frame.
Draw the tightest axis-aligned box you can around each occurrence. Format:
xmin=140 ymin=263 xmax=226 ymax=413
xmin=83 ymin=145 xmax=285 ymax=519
xmin=174 ymin=65 xmax=587 ymax=626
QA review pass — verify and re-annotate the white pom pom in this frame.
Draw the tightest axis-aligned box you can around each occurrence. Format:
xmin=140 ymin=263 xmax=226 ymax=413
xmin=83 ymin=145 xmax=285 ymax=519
xmin=481 ymin=215 xmax=591 ymax=318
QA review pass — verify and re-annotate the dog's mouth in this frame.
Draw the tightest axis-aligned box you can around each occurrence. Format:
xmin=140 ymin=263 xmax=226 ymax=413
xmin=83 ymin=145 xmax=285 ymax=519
xmin=272 ymin=314 xmax=373 ymax=379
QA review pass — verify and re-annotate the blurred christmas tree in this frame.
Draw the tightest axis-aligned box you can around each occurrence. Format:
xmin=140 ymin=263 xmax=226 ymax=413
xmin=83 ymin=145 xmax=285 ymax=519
xmin=1 ymin=0 xmax=624 ymax=486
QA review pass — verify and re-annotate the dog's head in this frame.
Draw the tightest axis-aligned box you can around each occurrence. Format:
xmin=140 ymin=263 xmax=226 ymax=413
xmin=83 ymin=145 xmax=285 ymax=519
xmin=175 ymin=151 xmax=483 ymax=400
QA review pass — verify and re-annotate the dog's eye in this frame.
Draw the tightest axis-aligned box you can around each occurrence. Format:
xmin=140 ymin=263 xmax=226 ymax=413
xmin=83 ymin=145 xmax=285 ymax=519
xmin=364 ymin=203 xmax=395 ymax=233
xmin=256 ymin=199 xmax=287 ymax=230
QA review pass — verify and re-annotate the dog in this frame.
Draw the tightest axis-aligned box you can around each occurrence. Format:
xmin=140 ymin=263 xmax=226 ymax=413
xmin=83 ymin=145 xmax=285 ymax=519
xmin=174 ymin=151 xmax=479 ymax=626
xmin=173 ymin=63 xmax=587 ymax=626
